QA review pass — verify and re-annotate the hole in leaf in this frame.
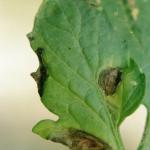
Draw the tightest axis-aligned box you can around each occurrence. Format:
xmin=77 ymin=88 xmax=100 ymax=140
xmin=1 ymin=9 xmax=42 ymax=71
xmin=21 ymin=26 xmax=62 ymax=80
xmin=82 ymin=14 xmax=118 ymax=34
xmin=120 ymin=105 xmax=147 ymax=150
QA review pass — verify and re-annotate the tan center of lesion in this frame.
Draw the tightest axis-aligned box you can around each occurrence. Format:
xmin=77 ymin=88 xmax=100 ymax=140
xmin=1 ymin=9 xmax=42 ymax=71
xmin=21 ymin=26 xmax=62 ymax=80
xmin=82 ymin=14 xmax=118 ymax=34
xmin=99 ymin=68 xmax=122 ymax=96
xmin=128 ymin=0 xmax=139 ymax=21
xmin=70 ymin=130 xmax=110 ymax=150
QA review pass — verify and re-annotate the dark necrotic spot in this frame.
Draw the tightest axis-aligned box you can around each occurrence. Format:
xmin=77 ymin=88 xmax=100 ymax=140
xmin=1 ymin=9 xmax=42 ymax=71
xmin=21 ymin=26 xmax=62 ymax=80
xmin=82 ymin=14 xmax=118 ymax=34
xmin=31 ymin=48 xmax=48 ymax=96
xmin=99 ymin=68 xmax=122 ymax=95
xmin=28 ymin=36 xmax=34 ymax=41
xmin=27 ymin=33 xmax=35 ymax=41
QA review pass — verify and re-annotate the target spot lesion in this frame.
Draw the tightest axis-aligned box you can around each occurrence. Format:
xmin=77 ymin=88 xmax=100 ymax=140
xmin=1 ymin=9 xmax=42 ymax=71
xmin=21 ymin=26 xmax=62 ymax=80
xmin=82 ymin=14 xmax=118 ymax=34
xmin=50 ymin=128 xmax=111 ymax=150
xmin=99 ymin=68 xmax=122 ymax=96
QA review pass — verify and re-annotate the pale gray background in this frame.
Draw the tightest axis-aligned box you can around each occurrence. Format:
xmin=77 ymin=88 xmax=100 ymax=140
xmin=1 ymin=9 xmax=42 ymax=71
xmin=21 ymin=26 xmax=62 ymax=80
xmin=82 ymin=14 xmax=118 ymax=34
xmin=0 ymin=0 xmax=147 ymax=149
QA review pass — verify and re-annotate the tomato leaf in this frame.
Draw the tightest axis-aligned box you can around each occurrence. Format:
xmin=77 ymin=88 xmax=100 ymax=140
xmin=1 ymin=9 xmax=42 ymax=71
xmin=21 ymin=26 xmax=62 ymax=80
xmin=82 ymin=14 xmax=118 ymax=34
xmin=28 ymin=0 xmax=148 ymax=149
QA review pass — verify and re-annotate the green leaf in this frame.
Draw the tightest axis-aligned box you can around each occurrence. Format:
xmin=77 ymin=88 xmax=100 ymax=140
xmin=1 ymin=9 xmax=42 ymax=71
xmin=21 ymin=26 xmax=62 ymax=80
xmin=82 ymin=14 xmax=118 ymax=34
xmin=28 ymin=0 xmax=147 ymax=149
xmin=104 ymin=59 xmax=145 ymax=124
xmin=121 ymin=0 xmax=150 ymax=149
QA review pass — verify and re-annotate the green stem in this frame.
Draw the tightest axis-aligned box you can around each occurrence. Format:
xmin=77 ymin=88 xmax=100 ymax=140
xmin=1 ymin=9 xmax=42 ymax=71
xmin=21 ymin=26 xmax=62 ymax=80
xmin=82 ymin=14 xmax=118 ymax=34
xmin=113 ymin=127 xmax=125 ymax=150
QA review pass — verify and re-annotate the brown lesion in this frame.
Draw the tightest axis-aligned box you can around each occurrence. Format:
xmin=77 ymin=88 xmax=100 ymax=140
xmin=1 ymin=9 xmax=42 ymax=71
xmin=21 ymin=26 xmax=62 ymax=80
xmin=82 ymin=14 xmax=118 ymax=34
xmin=51 ymin=129 xmax=111 ymax=150
xmin=31 ymin=48 xmax=48 ymax=96
xmin=70 ymin=131 xmax=110 ymax=150
xmin=99 ymin=68 xmax=122 ymax=96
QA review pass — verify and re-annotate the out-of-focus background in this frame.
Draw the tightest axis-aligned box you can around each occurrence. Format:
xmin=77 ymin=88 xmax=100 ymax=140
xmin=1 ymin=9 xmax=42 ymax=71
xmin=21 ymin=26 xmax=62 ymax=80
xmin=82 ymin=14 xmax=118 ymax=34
xmin=0 ymin=0 xmax=147 ymax=150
